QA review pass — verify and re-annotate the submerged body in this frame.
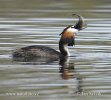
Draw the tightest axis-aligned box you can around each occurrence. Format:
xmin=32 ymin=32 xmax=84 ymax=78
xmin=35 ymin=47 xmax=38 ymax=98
xmin=13 ymin=45 xmax=60 ymax=59
xmin=13 ymin=14 xmax=86 ymax=59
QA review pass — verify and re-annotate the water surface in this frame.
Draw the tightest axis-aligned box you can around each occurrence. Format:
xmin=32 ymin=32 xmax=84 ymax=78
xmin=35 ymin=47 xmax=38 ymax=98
xmin=0 ymin=0 xmax=111 ymax=100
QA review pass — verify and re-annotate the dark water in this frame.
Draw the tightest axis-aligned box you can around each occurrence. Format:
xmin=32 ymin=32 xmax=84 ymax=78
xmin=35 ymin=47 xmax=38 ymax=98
xmin=0 ymin=0 xmax=111 ymax=100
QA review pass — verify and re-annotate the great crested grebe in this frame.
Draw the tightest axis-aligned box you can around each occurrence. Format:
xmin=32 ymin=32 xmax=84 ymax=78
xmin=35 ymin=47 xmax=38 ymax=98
xmin=13 ymin=14 xmax=86 ymax=59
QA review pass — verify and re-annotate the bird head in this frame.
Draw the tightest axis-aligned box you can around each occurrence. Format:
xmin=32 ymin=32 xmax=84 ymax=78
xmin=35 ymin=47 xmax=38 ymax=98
xmin=60 ymin=14 xmax=87 ymax=46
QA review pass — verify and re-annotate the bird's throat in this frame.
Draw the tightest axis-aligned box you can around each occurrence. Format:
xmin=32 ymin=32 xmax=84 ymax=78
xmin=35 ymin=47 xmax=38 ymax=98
xmin=59 ymin=42 xmax=70 ymax=56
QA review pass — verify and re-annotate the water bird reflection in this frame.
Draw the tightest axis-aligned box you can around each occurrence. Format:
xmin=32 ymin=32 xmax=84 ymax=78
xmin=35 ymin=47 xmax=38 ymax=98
xmin=13 ymin=55 xmax=83 ymax=94
xmin=59 ymin=57 xmax=83 ymax=94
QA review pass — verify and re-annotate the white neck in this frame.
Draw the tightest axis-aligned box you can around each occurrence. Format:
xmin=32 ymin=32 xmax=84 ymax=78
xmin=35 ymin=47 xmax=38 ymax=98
xmin=64 ymin=44 xmax=70 ymax=56
xmin=59 ymin=42 xmax=70 ymax=56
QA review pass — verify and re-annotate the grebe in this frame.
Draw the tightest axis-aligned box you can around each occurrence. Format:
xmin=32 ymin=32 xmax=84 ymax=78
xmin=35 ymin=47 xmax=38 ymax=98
xmin=13 ymin=14 xmax=86 ymax=59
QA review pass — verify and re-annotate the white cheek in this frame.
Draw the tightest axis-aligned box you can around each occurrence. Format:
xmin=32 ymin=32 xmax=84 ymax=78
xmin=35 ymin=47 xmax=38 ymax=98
xmin=67 ymin=28 xmax=78 ymax=34
xmin=72 ymin=28 xmax=78 ymax=34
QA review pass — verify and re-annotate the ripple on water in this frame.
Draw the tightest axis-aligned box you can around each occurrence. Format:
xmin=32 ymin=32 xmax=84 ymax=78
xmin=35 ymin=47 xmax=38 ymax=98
xmin=0 ymin=15 xmax=111 ymax=100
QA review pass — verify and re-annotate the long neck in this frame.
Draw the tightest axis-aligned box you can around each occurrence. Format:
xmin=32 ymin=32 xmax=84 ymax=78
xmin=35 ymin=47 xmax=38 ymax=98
xmin=59 ymin=41 xmax=70 ymax=56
